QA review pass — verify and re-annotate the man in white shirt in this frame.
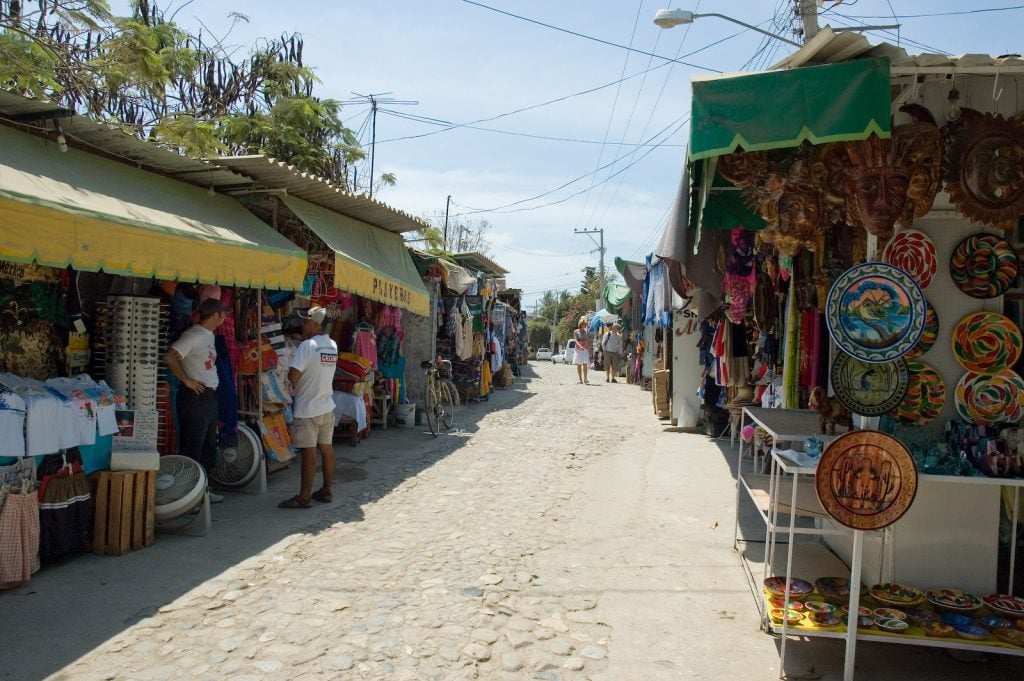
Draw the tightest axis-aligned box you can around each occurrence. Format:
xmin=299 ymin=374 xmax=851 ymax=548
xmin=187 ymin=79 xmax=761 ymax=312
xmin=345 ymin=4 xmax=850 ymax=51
xmin=279 ymin=306 xmax=339 ymax=509
xmin=165 ymin=297 xmax=229 ymax=502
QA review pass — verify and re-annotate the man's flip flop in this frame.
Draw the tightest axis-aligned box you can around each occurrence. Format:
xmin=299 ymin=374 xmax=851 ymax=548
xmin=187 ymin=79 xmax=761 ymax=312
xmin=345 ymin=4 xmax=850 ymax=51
xmin=277 ymin=496 xmax=311 ymax=509
xmin=311 ymin=490 xmax=333 ymax=503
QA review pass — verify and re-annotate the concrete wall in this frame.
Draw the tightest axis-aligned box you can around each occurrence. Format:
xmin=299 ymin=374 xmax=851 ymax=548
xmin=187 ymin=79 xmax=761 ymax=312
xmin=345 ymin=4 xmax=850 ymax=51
xmin=402 ymin=280 xmax=438 ymax=409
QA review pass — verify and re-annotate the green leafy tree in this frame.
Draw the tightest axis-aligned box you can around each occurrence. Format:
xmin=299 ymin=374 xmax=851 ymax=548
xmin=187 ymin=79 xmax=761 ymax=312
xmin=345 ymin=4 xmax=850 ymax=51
xmin=0 ymin=0 xmax=367 ymax=186
xmin=526 ymin=318 xmax=550 ymax=349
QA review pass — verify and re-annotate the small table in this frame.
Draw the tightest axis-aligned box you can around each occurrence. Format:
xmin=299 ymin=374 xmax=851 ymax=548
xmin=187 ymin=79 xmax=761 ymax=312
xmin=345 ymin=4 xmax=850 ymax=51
xmin=371 ymin=394 xmax=392 ymax=430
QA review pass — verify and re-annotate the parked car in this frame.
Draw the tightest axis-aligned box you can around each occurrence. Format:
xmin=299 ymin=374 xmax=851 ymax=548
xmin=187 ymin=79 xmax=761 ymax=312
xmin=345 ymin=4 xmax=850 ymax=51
xmin=535 ymin=347 xmax=552 ymax=361
xmin=552 ymin=339 xmax=576 ymax=364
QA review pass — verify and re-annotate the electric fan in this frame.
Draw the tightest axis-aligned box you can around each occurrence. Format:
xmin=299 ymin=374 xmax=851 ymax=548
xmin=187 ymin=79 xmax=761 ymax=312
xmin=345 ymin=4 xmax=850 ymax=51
xmin=209 ymin=423 xmax=262 ymax=488
xmin=154 ymin=455 xmax=209 ymax=534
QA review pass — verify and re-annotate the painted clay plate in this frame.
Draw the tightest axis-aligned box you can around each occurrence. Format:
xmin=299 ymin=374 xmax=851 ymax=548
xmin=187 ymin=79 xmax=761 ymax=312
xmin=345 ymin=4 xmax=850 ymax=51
xmin=993 ymin=628 xmax=1024 ymax=646
xmin=815 ymin=431 xmax=918 ymax=531
xmin=883 ymin=229 xmax=938 ymax=289
xmin=905 ymin=301 xmax=938 ymax=359
xmin=814 ymin=577 xmax=851 ymax=604
xmin=892 ymin=361 xmax=946 ymax=426
xmin=950 ymin=233 xmax=1019 ymax=299
xmin=984 ymin=594 xmax=1024 ymax=620
xmin=869 ymin=582 xmax=926 ymax=608
xmin=764 ymin=576 xmax=813 ymax=600
xmin=826 ymin=262 xmax=926 ymax=363
xmin=831 ymin=352 xmax=909 ymax=416
xmin=951 ymin=311 xmax=1023 ymax=373
xmin=927 ymin=588 xmax=983 ymax=613
xmin=954 ymin=370 xmax=1024 ymax=424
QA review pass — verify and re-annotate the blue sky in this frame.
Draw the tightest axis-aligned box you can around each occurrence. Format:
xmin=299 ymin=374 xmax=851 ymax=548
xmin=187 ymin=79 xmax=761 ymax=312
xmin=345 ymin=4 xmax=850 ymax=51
xmin=129 ymin=1 xmax=1024 ymax=310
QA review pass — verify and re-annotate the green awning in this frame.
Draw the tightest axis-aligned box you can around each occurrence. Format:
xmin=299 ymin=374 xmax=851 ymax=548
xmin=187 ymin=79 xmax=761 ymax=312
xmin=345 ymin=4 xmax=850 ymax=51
xmin=281 ymin=196 xmax=431 ymax=315
xmin=689 ymin=57 xmax=891 ymax=161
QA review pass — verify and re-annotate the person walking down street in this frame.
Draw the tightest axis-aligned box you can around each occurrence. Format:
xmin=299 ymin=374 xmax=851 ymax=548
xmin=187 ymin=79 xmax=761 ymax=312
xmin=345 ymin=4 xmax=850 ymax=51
xmin=573 ymin=318 xmax=591 ymax=384
xmin=279 ymin=306 xmax=340 ymax=509
xmin=165 ymin=297 xmax=231 ymax=503
xmin=602 ymin=322 xmax=623 ymax=383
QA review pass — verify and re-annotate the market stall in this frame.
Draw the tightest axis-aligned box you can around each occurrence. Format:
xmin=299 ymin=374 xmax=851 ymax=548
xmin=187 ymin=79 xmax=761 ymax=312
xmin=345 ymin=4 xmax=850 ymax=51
xmin=663 ymin=27 xmax=1024 ymax=672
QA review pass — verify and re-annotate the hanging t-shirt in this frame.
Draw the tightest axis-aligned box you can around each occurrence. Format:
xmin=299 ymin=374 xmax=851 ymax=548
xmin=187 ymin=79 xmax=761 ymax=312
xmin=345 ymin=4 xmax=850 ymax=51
xmin=68 ymin=374 xmax=119 ymax=436
xmin=0 ymin=390 xmax=26 ymax=457
xmin=46 ymin=377 xmax=98 ymax=446
xmin=0 ymin=374 xmax=61 ymax=456
xmin=170 ymin=324 xmax=219 ymax=389
xmin=289 ymin=334 xmax=339 ymax=419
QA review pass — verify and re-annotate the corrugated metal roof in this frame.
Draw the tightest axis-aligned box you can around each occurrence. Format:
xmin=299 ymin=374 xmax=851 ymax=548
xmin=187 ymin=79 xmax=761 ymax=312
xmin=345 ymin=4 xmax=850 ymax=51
xmin=210 ymin=156 xmax=429 ymax=234
xmin=0 ymin=90 xmax=431 ymax=234
xmin=450 ymin=251 xmax=510 ymax=276
xmin=0 ymin=90 xmax=249 ymax=189
xmin=771 ymin=27 xmax=1024 ymax=74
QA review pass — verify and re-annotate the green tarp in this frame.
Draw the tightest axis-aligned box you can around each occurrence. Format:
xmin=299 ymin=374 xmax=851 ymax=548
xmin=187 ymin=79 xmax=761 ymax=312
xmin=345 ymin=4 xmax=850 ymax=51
xmin=689 ymin=57 xmax=891 ymax=161
xmin=603 ymin=282 xmax=632 ymax=313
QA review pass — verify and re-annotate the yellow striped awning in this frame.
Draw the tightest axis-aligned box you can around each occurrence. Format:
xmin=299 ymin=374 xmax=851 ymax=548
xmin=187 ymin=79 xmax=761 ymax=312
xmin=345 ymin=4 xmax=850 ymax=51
xmin=0 ymin=125 xmax=307 ymax=290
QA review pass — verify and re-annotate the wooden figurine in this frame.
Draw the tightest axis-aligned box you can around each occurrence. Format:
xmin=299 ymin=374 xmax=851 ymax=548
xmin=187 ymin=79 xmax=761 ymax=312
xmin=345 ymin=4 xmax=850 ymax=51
xmin=808 ymin=386 xmax=854 ymax=435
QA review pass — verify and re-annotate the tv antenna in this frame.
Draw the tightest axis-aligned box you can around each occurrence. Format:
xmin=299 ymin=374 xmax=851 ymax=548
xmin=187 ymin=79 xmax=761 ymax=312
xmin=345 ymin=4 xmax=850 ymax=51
xmin=343 ymin=92 xmax=418 ymax=198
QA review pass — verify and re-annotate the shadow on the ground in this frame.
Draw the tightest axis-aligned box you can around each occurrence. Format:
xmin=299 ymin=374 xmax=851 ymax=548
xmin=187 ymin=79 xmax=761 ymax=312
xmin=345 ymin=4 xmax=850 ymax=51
xmin=0 ymin=373 xmax=536 ymax=680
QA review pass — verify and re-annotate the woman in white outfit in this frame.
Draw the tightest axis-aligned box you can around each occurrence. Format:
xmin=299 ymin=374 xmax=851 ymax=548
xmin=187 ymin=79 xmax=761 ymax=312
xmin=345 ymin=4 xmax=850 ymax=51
xmin=573 ymin=318 xmax=591 ymax=384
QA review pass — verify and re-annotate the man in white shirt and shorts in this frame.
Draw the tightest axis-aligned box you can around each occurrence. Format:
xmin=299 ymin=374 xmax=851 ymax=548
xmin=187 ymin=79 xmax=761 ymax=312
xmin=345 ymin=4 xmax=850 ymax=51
xmin=165 ymin=297 xmax=230 ymax=503
xmin=279 ymin=306 xmax=339 ymax=509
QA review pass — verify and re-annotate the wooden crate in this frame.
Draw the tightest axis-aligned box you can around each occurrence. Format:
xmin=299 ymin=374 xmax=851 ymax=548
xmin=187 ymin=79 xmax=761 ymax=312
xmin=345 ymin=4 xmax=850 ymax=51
xmin=91 ymin=470 xmax=156 ymax=556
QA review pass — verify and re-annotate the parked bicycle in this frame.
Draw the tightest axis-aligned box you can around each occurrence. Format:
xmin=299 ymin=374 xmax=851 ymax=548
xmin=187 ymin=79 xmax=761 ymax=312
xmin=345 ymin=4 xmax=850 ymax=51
xmin=422 ymin=357 xmax=455 ymax=436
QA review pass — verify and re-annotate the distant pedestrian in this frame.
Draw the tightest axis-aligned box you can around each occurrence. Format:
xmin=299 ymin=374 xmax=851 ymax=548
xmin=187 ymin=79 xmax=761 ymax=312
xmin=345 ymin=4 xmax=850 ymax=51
xmin=573 ymin=318 xmax=591 ymax=384
xmin=602 ymin=322 xmax=623 ymax=383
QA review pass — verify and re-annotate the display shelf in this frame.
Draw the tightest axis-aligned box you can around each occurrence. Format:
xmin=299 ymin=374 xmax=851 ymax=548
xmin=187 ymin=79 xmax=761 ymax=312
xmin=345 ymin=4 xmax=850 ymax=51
xmin=763 ymin=621 xmax=1024 ymax=657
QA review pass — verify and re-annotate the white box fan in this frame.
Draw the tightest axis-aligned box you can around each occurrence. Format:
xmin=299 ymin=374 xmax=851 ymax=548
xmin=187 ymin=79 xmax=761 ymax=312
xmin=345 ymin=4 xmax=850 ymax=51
xmin=210 ymin=423 xmax=262 ymax=488
xmin=155 ymin=455 xmax=211 ymax=535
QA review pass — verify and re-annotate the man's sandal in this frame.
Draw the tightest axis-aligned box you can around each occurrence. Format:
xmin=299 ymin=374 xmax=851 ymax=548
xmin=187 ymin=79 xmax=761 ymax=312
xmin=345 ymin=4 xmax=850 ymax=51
xmin=277 ymin=496 xmax=311 ymax=509
xmin=311 ymin=490 xmax=333 ymax=503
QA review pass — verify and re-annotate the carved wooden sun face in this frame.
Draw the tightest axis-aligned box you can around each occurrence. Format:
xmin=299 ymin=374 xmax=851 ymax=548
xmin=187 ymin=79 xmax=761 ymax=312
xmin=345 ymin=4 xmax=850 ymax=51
xmin=945 ymin=110 xmax=1024 ymax=229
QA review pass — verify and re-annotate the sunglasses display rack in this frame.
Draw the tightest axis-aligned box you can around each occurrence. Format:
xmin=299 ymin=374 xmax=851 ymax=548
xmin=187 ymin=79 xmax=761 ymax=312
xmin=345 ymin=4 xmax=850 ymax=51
xmin=97 ymin=296 xmax=171 ymax=451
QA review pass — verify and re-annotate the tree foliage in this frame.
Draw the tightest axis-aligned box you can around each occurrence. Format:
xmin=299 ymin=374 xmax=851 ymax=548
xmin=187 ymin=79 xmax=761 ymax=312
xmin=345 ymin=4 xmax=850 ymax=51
xmin=526 ymin=318 xmax=550 ymax=350
xmin=0 ymin=0 xmax=366 ymax=186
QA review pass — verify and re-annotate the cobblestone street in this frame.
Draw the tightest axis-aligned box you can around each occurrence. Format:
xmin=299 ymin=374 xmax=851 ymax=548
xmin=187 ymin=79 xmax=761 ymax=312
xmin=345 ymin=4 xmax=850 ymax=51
xmin=6 ymin=362 xmax=1024 ymax=681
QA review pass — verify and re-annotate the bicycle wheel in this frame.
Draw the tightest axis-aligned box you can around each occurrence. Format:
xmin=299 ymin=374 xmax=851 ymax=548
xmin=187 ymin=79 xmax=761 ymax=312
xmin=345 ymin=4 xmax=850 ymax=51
xmin=424 ymin=382 xmax=438 ymax=437
xmin=439 ymin=382 xmax=455 ymax=429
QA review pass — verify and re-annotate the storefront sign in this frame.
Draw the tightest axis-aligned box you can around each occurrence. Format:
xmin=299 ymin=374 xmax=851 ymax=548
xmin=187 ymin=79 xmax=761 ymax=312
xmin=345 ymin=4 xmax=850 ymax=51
xmin=815 ymin=430 xmax=918 ymax=530
xmin=371 ymin=276 xmax=413 ymax=308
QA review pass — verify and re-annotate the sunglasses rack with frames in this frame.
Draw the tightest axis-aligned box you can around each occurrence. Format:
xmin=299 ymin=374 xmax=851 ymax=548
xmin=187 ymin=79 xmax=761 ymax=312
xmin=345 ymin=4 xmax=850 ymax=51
xmin=102 ymin=295 xmax=171 ymax=418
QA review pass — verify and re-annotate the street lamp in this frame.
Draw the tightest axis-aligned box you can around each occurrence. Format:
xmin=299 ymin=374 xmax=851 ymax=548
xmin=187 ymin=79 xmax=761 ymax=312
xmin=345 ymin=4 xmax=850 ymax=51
xmin=653 ymin=9 xmax=801 ymax=47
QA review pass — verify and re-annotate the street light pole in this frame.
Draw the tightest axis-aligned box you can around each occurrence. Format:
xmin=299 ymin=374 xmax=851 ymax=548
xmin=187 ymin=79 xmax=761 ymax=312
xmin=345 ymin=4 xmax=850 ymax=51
xmin=653 ymin=9 xmax=801 ymax=46
xmin=443 ymin=194 xmax=451 ymax=250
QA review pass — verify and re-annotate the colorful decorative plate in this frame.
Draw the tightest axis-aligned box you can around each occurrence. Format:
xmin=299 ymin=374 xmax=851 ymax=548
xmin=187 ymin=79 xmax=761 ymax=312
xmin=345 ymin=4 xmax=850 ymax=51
xmin=764 ymin=576 xmax=813 ymax=600
xmin=892 ymin=361 xmax=946 ymax=425
xmin=927 ymin=588 xmax=983 ymax=613
xmin=954 ymin=370 xmax=1024 ymax=424
xmin=984 ymin=594 xmax=1024 ymax=620
xmin=826 ymin=262 xmax=926 ymax=363
xmin=978 ymin=614 xmax=1013 ymax=630
xmin=993 ymin=628 xmax=1024 ymax=646
xmin=831 ymin=353 xmax=909 ymax=416
xmin=950 ymin=233 xmax=1019 ymax=299
xmin=951 ymin=312 xmax=1023 ymax=373
xmin=814 ymin=577 xmax=851 ymax=604
xmin=869 ymin=582 xmax=926 ymax=608
xmin=815 ymin=431 xmax=918 ymax=530
xmin=905 ymin=301 xmax=938 ymax=359
xmin=882 ymin=229 xmax=938 ymax=289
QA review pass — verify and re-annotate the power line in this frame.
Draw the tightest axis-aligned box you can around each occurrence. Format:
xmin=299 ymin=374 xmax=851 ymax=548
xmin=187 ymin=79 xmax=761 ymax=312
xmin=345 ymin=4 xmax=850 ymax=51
xmin=841 ymin=4 xmax=1024 ymax=19
xmin=459 ymin=0 xmax=721 ymax=72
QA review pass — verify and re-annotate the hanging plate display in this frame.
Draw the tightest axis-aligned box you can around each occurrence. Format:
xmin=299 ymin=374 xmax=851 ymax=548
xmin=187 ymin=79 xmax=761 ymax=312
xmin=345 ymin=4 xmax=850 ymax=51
xmin=949 ymin=233 xmax=1019 ymax=299
xmin=831 ymin=352 xmax=909 ymax=416
xmin=815 ymin=431 xmax=918 ymax=530
xmin=905 ymin=301 xmax=938 ymax=359
xmin=826 ymin=262 xmax=926 ymax=363
xmin=954 ymin=370 xmax=1024 ymax=424
xmin=882 ymin=229 xmax=939 ymax=290
xmin=951 ymin=311 xmax=1023 ymax=374
xmin=892 ymin=361 xmax=945 ymax=426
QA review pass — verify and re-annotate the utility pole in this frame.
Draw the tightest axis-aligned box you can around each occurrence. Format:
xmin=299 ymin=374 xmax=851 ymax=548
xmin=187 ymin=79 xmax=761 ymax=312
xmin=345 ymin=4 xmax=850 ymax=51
xmin=343 ymin=92 xmax=417 ymax=197
xmin=444 ymin=195 xmax=451 ymax=250
xmin=797 ymin=0 xmax=819 ymax=42
xmin=574 ymin=227 xmax=606 ymax=279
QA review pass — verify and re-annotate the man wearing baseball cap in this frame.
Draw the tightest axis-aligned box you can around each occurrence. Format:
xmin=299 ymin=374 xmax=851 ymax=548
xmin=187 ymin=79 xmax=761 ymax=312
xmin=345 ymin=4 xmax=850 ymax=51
xmin=279 ymin=306 xmax=339 ymax=509
xmin=165 ymin=297 xmax=231 ymax=502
